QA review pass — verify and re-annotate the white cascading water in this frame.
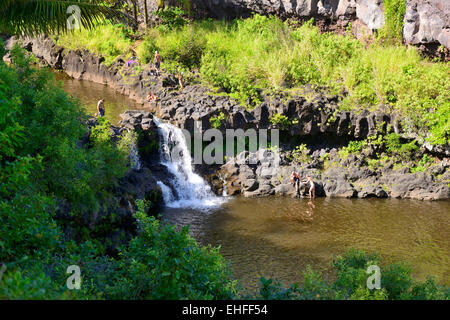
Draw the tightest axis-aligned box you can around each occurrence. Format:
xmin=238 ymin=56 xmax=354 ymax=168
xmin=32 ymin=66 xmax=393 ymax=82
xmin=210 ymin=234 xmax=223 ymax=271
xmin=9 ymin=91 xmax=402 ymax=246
xmin=128 ymin=134 xmax=142 ymax=171
xmin=154 ymin=118 xmax=224 ymax=210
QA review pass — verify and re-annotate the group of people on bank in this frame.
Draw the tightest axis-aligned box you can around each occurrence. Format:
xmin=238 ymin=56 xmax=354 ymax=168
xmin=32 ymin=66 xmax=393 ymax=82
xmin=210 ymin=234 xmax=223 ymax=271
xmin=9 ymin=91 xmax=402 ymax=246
xmin=95 ymin=50 xmax=186 ymax=118
xmin=290 ymin=172 xmax=315 ymax=199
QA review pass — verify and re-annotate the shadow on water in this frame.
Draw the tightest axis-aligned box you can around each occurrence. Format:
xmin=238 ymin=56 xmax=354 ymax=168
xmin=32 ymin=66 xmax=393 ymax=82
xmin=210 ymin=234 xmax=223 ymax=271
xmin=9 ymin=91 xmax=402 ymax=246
xmin=163 ymin=197 xmax=450 ymax=292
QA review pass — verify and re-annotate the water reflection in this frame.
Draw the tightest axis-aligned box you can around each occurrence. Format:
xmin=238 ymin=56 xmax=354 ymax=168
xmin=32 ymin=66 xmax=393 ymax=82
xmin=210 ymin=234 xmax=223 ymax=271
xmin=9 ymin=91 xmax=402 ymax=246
xmin=52 ymin=70 xmax=147 ymax=124
xmin=163 ymin=197 xmax=450 ymax=292
xmin=285 ymin=201 xmax=315 ymax=223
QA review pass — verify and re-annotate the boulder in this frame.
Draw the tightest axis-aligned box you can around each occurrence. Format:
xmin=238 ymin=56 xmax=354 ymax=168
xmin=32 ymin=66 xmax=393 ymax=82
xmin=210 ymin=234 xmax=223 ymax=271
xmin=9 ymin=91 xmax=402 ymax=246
xmin=323 ymin=178 xmax=356 ymax=197
xmin=404 ymin=0 xmax=450 ymax=49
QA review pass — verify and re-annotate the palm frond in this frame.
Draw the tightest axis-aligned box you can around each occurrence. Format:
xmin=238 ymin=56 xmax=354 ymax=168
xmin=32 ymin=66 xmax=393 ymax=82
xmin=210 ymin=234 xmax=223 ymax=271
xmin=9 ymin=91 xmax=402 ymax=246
xmin=0 ymin=0 xmax=127 ymax=36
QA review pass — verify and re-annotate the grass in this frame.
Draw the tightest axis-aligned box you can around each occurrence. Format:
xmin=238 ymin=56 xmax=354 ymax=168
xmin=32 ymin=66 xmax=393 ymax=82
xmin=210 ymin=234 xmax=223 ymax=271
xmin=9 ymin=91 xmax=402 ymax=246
xmin=53 ymin=14 xmax=449 ymax=145
xmin=54 ymin=21 xmax=134 ymax=66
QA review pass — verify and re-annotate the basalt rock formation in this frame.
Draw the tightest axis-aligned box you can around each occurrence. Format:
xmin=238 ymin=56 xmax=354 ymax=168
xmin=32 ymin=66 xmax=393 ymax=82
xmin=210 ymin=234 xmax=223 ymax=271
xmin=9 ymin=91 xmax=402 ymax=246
xmin=6 ymin=35 xmax=406 ymax=144
xmin=4 ymin=36 xmax=448 ymax=201
xmin=215 ymin=148 xmax=450 ymax=200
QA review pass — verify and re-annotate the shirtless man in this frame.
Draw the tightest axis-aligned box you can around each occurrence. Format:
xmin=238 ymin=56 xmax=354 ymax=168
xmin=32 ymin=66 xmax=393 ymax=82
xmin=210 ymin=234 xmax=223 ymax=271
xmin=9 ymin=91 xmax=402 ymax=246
xmin=290 ymin=171 xmax=301 ymax=197
xmin=147 ymin=92 xmax=157 ymax=102
xmin=97 ymin=99 xmax=105 ymax=117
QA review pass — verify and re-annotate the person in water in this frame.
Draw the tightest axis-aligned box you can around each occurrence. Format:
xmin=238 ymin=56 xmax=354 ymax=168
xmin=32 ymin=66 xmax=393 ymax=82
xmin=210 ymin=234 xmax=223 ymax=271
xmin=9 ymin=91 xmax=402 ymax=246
xmin=306 ymin=175 xmax=315 ymax=199
xmin=97 ymin=99 xmax=105 ymax=117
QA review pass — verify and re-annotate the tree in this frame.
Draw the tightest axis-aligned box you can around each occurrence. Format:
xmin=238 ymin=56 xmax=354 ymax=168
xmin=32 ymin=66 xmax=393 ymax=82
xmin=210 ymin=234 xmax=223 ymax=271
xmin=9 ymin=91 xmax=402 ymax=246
xmin=0 ymin=0 xmax=124 ymax=36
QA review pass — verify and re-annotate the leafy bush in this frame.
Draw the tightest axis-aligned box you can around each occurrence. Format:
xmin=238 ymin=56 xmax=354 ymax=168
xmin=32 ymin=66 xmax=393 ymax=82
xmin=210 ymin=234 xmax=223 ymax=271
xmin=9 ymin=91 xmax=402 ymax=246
xmin=339 ymin=140 xmax=367 ymax=158
xmin=111 ymin=200 xmax=237 ymax=299
xmin=255 ymin=248 xmax=448 ymax=300
xmin=289 ymin=144 xmax=311 ymax=165
xmin=154 ymin=6 xmax=189 ymax=31
xmin=209 ymin=111 xmax=226 ymax=129
xmin=269 ymin=113 xmax=291 ymax=129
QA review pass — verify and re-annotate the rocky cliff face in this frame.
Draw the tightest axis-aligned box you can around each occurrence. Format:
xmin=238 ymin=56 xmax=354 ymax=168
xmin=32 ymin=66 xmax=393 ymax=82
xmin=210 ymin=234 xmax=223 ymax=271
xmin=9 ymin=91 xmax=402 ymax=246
xmin=404 ymin=0 xmax=450 ymax=49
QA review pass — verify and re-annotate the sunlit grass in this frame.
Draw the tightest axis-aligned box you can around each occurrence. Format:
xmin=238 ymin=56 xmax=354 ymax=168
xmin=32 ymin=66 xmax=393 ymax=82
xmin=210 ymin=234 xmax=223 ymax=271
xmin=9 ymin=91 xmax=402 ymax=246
xmin=53 ymin=15 xmax=449 ymax=144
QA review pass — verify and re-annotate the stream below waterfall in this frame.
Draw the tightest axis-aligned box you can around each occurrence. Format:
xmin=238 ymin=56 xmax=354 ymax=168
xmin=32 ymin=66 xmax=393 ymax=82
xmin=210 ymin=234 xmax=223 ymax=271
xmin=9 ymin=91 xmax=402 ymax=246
xmin=55 ymin=70 xmax=450 ymax=292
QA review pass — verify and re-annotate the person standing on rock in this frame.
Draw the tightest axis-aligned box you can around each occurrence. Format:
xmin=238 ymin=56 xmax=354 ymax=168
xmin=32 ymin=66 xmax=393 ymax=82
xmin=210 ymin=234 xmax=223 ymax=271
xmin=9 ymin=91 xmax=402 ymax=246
xmin=97 ymin=99 xmax=105 ymax=118
xmin=306 ymin=175 xmax=315 ymax=199
xmin=154 ymin=51 xmax=161 ymax=75
xmin=178 ymin=72 xmax=185 ymax=91
xmin=147 ymin=92 xmax=157 ymax=102
xmin=290 ymin=171 xmax=301 ymax=197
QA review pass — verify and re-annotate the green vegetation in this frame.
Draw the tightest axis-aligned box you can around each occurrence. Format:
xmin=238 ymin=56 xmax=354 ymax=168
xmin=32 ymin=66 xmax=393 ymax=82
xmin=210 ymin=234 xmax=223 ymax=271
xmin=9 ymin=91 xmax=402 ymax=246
xmin=378 ymin=0 xmax=407 ymax=43
xmin=54 ymin=13 xmax=449 ymax=146
xmin=210 ymin=111 xmax=226 ymax=129
xmin=288 ymin=144 xmax=312 ymax=165
xmin=255 ymin=249 xmax=448 ymax=300
xmin=339 ymin=140 xmax=368 ymax=158
xmin=2 ymin=46 xmax=447 ymax=300
xmin=337 ymin=133 xmax=436 ymax=173
xmin=55 ymin=21 xmax=134 ymax=67
xmin=270 ymin=113 xmax=291 ymax=130
xmin=0 ymin=45 xmax=235 ymax=300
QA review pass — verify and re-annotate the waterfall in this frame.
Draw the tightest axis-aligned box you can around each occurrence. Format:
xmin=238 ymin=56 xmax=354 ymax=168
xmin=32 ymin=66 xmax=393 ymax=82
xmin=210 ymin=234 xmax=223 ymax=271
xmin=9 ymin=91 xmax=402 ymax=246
xmin=157 ymin=181 xmax=175 ymax=203
xmin=154 ymin=118 xmax=224 ymax=210
xmin=129 ymin=137 xmax=142 ymax=171
xmin=125 ymin=129 xmax=142 ymax=170
xmin=219 ymin=173 xmax=228 ymax=197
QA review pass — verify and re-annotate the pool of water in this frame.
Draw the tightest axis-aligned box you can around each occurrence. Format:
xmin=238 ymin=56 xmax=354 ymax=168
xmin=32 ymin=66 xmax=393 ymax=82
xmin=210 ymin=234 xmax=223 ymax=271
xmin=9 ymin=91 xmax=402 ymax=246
xmin=163 ymin=197 xmax=450 ymax=292
xmin=54 ymin=71 xmax=449 ymax=293
xmin=53 ymin=70 xmax=147 ymax=124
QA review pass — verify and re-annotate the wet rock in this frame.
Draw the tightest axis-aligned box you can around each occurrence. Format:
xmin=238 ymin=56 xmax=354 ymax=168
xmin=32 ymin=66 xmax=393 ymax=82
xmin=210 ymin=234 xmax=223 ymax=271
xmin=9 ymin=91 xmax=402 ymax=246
xmin=323 ymin=178 xmax=356 ymax=198
xmin=274 ymin=183 xmax=296 ymax=196
xmin=243 ymin=183 xmax=274 ymax=197
xmin=243 ymin=179 xmax=259 ymax=191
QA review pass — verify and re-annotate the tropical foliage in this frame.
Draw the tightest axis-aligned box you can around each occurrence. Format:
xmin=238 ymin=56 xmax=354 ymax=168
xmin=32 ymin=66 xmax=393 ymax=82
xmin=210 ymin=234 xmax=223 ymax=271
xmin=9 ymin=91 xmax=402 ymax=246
xmin=0 ymin=0 xmax=125 ymax=36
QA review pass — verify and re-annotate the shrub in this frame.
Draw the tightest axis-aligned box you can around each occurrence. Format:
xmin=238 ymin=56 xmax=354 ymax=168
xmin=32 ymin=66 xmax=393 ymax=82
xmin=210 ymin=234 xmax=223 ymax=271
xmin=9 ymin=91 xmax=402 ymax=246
xmin=154 ymin=6 xmax=189 ymax=31
xmin=269 ymin=113 xmax=291 ymax=129
xmin=114 ymin=200 xmax=237 ymax=299
xmin=209 ymin=111 xmax=226 ymax=129
xmin=381 ymin=263 xmax=413 ymax=299
xmin=378 ymin=0 xmax=407 ymax=43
